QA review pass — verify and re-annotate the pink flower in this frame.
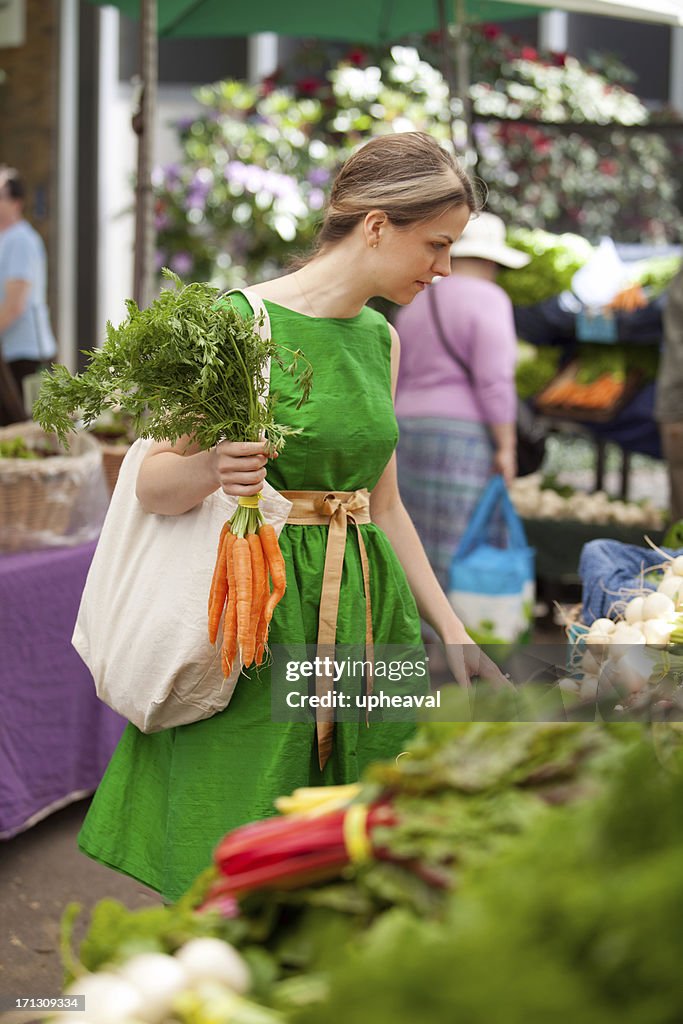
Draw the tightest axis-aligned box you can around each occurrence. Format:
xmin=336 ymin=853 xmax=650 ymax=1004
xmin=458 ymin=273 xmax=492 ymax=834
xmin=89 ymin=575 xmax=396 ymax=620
xmin=598 ymin=159 xmax=618 ymax=176
xmin=197 ymin=894 xmax=240 ymax=918
xmin=346 ymin=47 xmax=366 ymax=66
xmin=521 ymin=46 xmax=538 ymax=61
xmin=482 ymin=24 xmax=501 ymax=39
xmin=297 ymin=76 xmax=323 ymax=96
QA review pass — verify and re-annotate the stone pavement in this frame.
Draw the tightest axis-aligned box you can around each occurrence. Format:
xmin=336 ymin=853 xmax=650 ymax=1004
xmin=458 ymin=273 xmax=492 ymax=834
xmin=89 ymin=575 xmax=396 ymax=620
xmin=1 ymin=799 xmax=157 ymax=1006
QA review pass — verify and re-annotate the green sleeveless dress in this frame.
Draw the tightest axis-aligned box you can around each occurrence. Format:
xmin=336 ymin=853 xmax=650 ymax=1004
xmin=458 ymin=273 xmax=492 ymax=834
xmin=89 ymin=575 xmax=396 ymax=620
xmin=78 ymin=299 xmax=424 ymax=902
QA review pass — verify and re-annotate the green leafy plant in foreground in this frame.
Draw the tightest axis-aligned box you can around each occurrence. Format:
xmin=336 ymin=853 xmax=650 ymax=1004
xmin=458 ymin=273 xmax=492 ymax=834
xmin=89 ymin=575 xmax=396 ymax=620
xmin=293 ymin=736 xmax=683 ymax=1024
xmin=34 ymin=271 xmax=312 ymax=454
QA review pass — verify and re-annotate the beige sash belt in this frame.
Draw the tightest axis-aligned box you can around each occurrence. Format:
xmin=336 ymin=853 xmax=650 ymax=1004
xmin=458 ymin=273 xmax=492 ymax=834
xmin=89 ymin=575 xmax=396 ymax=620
xmin=282 ymin=489 xmax=374 ymax=771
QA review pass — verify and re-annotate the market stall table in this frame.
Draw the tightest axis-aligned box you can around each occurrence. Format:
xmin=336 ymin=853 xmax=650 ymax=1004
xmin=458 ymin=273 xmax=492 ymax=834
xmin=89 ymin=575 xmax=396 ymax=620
xmin=0 ymin=541 xmax=126 ymax=839
xmin=514 ymin=243 xmax=678 ymax=498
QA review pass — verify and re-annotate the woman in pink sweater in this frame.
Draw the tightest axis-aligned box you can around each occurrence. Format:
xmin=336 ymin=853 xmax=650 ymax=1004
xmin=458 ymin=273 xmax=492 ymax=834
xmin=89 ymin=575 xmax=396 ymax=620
xmin=395 ymin=212 xmax=529 ymax=590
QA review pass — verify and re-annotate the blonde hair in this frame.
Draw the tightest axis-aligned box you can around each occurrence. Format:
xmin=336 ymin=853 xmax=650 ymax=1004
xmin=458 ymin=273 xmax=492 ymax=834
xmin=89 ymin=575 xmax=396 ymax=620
xmin=317 ymin=133 xmax=477 ymax=251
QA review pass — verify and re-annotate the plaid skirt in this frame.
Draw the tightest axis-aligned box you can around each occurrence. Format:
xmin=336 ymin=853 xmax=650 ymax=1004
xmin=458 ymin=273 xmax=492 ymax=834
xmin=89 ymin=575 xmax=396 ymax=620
xmin=397 ymin=417 xmax=499 ymax=592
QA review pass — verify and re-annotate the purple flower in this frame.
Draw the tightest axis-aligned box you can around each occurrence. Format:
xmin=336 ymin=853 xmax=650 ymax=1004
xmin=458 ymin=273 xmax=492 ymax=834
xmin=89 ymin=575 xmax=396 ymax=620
xmin=307 ymin=167 xmax=331 ymax=187
xmin=308 ymin=188 xmax=325 ymax=210
xmin=184 ymin=169 xmax=213 ymax=212
xmin=243 ymin=167 xmax=266 ymax=193
xmin=170 ymin=251 xmax=194 ymax=276
xmin=155 ymin=211 xmax=172 ymax=231
xmin=155 ymin=249 xmax=167 ymax=272
xmin=225 ymin=161 xmax=298 ymax=200
xmin=472 ymin=123 xmax=491 ymax=145
xmin=184 ymin=191 xmax=206 ymax=212
xmin=225 ymin=160 xmax=249 ymax=184
xmin=267 ymin=171 xmax=298 ymax=199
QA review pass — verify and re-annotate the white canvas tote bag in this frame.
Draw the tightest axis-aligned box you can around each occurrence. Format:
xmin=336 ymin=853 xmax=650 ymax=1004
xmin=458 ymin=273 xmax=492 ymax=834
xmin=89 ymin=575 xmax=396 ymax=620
xmin=72 ymin=290 xmax=292 ymax=731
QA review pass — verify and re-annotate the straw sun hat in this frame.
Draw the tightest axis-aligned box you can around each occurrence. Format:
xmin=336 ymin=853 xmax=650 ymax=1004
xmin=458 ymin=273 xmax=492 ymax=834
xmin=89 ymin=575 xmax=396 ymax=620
xmin=449 ymin=211 xmax=531 ymax=269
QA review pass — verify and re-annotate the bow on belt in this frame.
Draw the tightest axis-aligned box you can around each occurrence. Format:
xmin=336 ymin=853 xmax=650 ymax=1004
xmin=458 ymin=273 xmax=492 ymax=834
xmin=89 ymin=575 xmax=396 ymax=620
xmin=282 ymin=489 xmax=374 ymax=771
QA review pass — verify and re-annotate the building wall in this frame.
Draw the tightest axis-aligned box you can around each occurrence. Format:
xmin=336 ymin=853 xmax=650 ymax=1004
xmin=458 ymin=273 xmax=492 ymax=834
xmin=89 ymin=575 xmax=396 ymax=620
xmin=566 ymin=14 xmax=670 ymax=104
xmin=0 ymin=0 xmax=60 ymax=318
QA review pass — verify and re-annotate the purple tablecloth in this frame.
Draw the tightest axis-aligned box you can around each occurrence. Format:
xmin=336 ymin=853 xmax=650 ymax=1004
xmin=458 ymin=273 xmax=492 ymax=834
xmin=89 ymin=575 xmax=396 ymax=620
xmin=0 ymin=541 xmax=126 ymax=838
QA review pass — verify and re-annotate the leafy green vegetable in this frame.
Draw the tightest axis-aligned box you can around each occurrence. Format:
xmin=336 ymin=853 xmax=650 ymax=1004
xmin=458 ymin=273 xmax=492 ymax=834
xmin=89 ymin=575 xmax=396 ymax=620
xmin=663 ymin=520 xmax=683 ymax=549
xmin=498 ymin=229 xmax=593 ymax=306
xmin=574 ymin=343 xmax=659 ymax=386
xmin=0 ymin=436 xmax=40 ymax=459
xmin=65 ymin=716 xmax=646 ymax=1007
xmin=293 ymin=736 xmax=683 ymax=1024
xmin=515 ymin=342 xmax=562 ymax=399
xmin=34 ymin=271 xmax=312 ymax=453
xmin=633 ymin=254 xmax=680 ymax=296
xmin=540 ymin=472 xmax=575 ymax=499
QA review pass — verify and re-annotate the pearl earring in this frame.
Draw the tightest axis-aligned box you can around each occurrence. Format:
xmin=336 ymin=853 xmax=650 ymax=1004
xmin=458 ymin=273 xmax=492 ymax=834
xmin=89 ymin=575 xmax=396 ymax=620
xmin=372 ymin=241 xmax=379 ymax=249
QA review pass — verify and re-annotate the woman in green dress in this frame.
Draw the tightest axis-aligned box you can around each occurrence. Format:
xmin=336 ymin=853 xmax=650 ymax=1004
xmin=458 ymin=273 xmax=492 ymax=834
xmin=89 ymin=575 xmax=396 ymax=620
xmin=78 ymin=132 xmax=502 ymax=902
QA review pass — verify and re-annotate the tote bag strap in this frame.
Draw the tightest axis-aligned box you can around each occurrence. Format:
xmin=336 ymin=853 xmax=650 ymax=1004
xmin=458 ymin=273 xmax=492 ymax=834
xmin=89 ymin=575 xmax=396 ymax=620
xmin=226 ymin=288 xmax=271 ymax=342
xmin=455 ymin=474 xmax=528 ymax=557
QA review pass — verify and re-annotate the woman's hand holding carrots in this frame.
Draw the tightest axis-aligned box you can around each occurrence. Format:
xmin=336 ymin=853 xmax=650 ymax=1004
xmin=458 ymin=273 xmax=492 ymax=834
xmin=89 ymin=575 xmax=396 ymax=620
xmin=211 ymin=440 xmax=276 ymax=497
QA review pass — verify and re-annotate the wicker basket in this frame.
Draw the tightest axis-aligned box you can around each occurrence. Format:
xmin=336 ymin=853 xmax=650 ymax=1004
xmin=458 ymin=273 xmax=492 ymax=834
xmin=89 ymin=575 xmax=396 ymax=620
xmin=0 ymin=421 xmax=104 ymax=553
xmin=98 ymin=441 xmax=131 ymax=495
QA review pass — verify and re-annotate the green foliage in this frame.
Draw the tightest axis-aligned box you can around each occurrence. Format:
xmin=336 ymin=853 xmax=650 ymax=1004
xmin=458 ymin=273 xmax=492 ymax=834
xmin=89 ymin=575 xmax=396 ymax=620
xmin=34 ymin=271 xmax=312 ymax=453
xmin=576 ymin=343 xmax=659 ymax=385
xmin=498 ymin=227 xmax=594 ymax=305
xmin=69 ymin=719 xmax=638 ymax=1001
xmin=634 ymin=254 xmax=681 ymax=296
xmin=0 ymin=436 xmax=40 ymax=459
xmin=663 ymin=520 xmax=683 ymax=549
xmin=515 ymin=342 xmax=562 ymax=399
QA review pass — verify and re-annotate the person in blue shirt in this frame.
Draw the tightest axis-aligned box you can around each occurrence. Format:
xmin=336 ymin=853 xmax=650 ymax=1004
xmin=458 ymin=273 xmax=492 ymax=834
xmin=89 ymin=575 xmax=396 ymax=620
xmin=0 ymin=166 xmax=57 ymax=424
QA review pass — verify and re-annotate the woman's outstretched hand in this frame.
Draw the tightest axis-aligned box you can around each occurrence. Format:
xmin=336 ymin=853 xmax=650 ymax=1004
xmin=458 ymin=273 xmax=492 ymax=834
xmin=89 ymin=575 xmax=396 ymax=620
xmin=445 ymin=635 xmax=515 ymax=691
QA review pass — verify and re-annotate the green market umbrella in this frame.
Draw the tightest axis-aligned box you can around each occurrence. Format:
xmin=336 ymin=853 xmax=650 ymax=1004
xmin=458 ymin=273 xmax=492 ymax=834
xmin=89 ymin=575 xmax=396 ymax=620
xmin=88 ymin=0 xmax=683 ymax=302
xmin=92 ymin=0 xmax=683 ymax=39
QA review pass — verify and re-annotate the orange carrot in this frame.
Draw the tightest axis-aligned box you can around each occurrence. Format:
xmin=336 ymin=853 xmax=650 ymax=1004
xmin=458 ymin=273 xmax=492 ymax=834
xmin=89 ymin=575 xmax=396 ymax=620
xmin=259 ymin=523 xmax=286 ymax=625
xmin=208 ymin=522 xmax=231 ymax=624
xmin=255 ymin=544 xmax=272 ymax=666
xmin=208 ymin=523 xmax=231 ymax=644
xmin=222 ymin=533 xmax=238 ymax=677
xmin=245 ymin=533 xmax=267 ymax=667
xmin=233 ymin=537 xmax=253 ymax=663
xmin=255 ymin=605 xmax=269 ymax=666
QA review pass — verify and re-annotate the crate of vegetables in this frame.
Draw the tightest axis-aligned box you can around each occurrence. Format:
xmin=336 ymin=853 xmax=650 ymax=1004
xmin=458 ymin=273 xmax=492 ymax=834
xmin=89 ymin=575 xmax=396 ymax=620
xmin=0 ymin=420 xmax=106 ymax=553
xmin=535 ymin=360 xmax=643 ymax=422
xmin=558 ymin=552 xmax=683 ymax=705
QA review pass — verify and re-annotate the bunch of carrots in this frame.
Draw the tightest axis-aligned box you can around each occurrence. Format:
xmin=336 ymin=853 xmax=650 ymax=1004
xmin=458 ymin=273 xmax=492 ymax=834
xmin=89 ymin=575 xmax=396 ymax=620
xmin=608 ymin=282 xmax=648 ymax=313
xmin=540 ymin=371 xmax=625 ymax=411
xmin=207 ymin=502 xmax=287 ymax=677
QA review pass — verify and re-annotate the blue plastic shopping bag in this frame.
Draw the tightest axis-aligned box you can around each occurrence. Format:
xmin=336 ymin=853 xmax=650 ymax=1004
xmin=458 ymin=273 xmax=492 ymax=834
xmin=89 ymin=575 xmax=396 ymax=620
xmin=448 ymin=475 xmax=535 ymax=647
